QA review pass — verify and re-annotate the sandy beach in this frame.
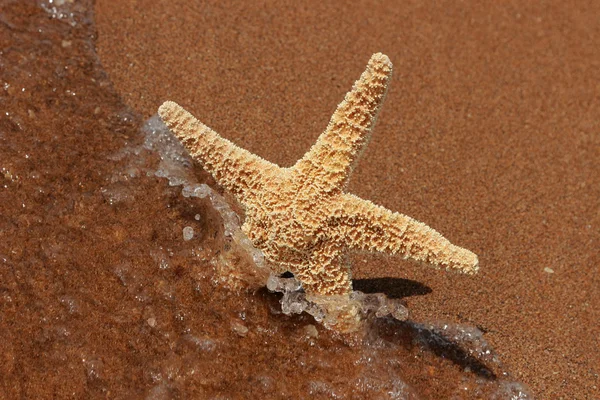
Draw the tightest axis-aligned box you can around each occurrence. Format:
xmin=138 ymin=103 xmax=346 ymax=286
xmin=0 ymin=0 xmax=598 ymax=398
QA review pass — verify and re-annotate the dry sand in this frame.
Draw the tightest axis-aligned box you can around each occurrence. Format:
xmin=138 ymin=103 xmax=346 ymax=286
xmin=94 ymin=1 xmax=599 ymax=397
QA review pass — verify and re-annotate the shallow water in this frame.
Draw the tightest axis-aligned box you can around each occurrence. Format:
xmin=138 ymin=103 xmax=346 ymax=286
xmin=0 ymin=1 xmax=531 ymax=398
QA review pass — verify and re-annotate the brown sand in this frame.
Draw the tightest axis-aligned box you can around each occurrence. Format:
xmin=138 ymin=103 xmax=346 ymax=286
xmin=93 ymin=0 xmax=599 ymax=398
xmin=1 ymin=1 xmax=527 ymax=398
xmin=1 ymin=0 xmax=597 ymax=398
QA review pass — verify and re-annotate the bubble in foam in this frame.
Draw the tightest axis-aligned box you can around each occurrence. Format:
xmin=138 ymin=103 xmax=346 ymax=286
xmin=182 ymin=226 xmax=194 ymax=241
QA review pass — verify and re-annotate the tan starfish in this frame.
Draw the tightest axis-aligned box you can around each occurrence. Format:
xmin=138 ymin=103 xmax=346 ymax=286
xmin=158 ymin=53 xmax=479 ymax=297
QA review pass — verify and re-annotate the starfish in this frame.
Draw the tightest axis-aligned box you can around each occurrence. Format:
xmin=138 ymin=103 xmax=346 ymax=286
xmin=158 ymin=53 xmax=479 ymax=297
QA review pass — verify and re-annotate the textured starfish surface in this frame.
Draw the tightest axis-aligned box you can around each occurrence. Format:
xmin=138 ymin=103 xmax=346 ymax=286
xmin=159 ymin=53 xmax=479 ymax=296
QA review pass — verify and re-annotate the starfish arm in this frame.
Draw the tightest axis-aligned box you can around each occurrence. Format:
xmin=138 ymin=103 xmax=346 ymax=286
xmin=158 ymin=101 xmax=279 ymax=206
xmin=293 ymin=242 xmax=352 ymax=296
xmin=334 ymin=193 xmax=479 ymax=274
xmin=293 ymin=53 xmax=393 ymax=192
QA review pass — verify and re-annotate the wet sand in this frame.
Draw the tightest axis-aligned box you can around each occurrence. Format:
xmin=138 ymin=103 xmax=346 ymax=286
xmin=0 ymin=0 xmax=597 ymax=398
